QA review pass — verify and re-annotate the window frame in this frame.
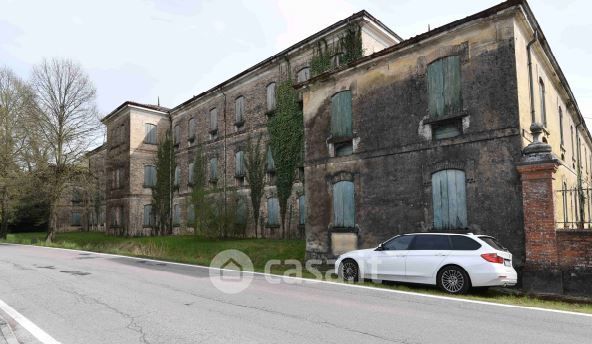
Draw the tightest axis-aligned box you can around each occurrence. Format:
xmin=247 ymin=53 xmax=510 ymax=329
xmin=266 ymin=82 xmax=276 ymax=112
xmin=144 ymin=123 xmax=157 ymax=145
xmin=235 ymin=96 xmax=245 ymax=127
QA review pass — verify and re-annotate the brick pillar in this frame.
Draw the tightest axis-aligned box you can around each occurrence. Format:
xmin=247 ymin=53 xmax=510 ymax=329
xmin=516 ymin=123 xmax=562 ymax=294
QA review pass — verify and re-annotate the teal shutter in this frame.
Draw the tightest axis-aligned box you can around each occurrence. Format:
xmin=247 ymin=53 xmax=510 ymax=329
xmin=144 ymin=166 xmax=150 ymax=186
xmin=428 ymin=56 xmax=461 ymax=118
xmin=174 ymin=166 xmax=180 ymax=186
xmin=333 ymin=181 xmax=354 ymax=228
xmin=266 ymin=146 xmax=275 ymax=172
xmin=331 ymin=91 xmax=353 ymax=137
xmin=210 ymin=158 xmax=218 ymax=179
xmin=143 ymin=205 xmax=152 ymax=226
xmin=188 ymin=162 xmax=194 ymax=184
xmin=432 ymin=169 xmax=467 ymax=230
xmin=187 ymin=204 xmax=195 ymax=224
xmin=235 ymin=151 xmax=244 ymax=177
xmin=236 ymin=198 xmax=247 ymax=225
xmin=299 ymin=195 xmax=306 ymax=225
xmin=71 ymin=212 xmax=81 ymax=226
xmin=145 ymin=124 xmax=156 ymax=144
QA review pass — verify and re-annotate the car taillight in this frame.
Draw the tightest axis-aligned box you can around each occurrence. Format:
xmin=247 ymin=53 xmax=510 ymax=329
xmin=481 ymin=253 xmax=504 ymax=264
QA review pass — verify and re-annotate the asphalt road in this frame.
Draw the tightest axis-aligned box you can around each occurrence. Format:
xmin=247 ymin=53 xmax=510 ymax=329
xmin=0 ymin=244 xmax=590 ymax=344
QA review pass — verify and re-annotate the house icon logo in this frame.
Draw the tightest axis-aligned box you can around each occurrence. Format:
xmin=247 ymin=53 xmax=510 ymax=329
xmin=209 ymin=249 xmax=253 ymax=294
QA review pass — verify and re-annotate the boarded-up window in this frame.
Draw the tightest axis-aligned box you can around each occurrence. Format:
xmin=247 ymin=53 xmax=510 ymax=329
xmin=210 ymin=158 xmax=218 ymax=181
xmin=145 ymin=123 xmax=157 ymax=144
xmin=144 ymin=165 xmax=156 ymax=187
xmin=143 ymin=205 xmax=153 ymax=227
xmin=267 ymin=197 xmax=279 ymax=226
xmin=173 ymin=204 xmax=180 ymax=225
xmin=266 ymin=146 xmax=275 ymax=172
xmin=188 ymin=162 xmax=194 ymax=185
xmin=539 ymin=78 xmax=546 ymax=126
xmin=299 ymin=195 xmax=306 ymax=225
xmin=432 ymin=169 xmax=467 ymax=230
xmin=235 ymin=151 xmax=245 ymax=177
xmin=188 ymin=118 xmax=196 ymax=141
xmin=71 ymin=212 xmax=81 ymax=226
xmin=174 ymin=166 xmax=180 ymax=187
xmin=236 ymin=198 xmax=247 ymax=225
xmin=333 ymin=181 xmax=354 ymax=228
xmin=210 ymin=108 xmax=218 ymax=132
xmin=427 ymin=56 xmax=462 ymax=118
xmin=173 ymin=125 xmax=180 ymax=145
xmin=266 ymin=83 xmax=276 ymax=111
xmin=331 ymin=91 xmax=353 ymax=138
xmin=235 ymin=96 xmax=245 ymax=125
xmin=297 ymin=67 xmax=310 ymax=83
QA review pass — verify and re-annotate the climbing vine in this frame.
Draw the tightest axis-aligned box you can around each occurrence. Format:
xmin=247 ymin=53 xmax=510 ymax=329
xmin=310 ymin=23 xmax=364 ymax=77
xmin=268 ymin=79 xmax=304 ymax=238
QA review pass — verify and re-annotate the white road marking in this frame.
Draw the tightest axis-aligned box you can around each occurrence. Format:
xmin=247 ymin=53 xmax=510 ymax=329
xmin=2 ymin=243 xmax=592 ymax=319
xmin=0 ymin=298 xmax=61 ymax=344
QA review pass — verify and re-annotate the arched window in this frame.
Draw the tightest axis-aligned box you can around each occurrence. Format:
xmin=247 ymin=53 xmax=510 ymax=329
xmin=267 ymin=197 xmax=280 ymax=226
xmin=209 ymin=157 xmax=218 ymax=182
xmin=209 ymin=108 xmax=218 ymax=133
xmin=333 ymin=181 xmax=354 ymax=228
xmin=235 ymin=151 xmax=245 ymax=178
xmin=432 ymin=169 xmax=467 ymax=230
xmin=188 ymin=162 xmax=194 ymax=185
xmin=266 ymin=82 xmax=276 ymax=111
xmin=188 ymin=118 xmax=196 ymax=142
xmin=143 ymin=165 xmax=156 ymax=187
xmin=235 ymin=96 xmax=245 ymax=126
xmin=174 ymin=166 xmax=180 ymax=187
xmin=173 ymin=124 xmax=180 ymax=145
xmin=144 ymin=123 xmax=157 ymax=144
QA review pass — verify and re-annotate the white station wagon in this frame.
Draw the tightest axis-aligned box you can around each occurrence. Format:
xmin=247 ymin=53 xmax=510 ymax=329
xmin=335 ymin=233 xmax=517 ymax=294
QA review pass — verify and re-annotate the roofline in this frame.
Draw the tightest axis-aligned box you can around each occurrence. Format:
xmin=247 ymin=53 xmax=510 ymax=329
xmin=85 ymin=143 xmax=106 ymax=157
xmin=170 ymin=10 xmax=400 ymax=114
xmin=101 ymin=101 xmax=169 ymax=123
xmin=295 ymin=0 xmax=592 ymax=144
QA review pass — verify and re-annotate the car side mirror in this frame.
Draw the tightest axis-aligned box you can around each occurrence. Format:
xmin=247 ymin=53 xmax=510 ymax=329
xmin=376 ymin=243 xmax=385 ymax=251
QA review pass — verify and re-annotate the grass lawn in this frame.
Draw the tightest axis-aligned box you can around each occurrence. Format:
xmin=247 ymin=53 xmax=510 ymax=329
xmin=2 ymin=231 xmax=591 ymax=315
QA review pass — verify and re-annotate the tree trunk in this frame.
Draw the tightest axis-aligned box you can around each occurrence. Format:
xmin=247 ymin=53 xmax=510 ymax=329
xmin=0 ymin=188 xmax=8 ymax=240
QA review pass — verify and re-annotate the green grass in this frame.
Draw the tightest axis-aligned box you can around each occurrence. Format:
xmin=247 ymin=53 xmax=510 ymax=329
xmin=2 ymin=231 xmax=591 ymax=315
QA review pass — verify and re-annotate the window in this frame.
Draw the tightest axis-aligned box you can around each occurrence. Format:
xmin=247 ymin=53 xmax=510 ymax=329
xmin=188 ymin=162 xmax=194 ymax=185
xmin=331 ymin=53 xmax=344 ymax=67
xmin=173 ymin=125 xmax=180 ymax=146
xmin=266 ymin=83 xmax=276 ymax=112
xmin=335 ymin=143 xmax=353 ymax=157
xmin=298 ymin=195 xmax=306 ymax=226
xmin=236 ymin=198 xmax=247 ymax=225
xmin=410 ymin=235 xmax=451 ymax=250
xmin=539 ymin=78 xmax=546 ymax=126
xmin=432 ymin=169 xmax=467 ymax=230
xmin=235 ymin=151 xmax=245 ymax=178
xmin=71 ymin=212 xmax=81 ymax=226
xmin=112 ymin=168 xmax=123 ymax=189
xmin=112 ymin=207 xmax=121 ymax=227
xmin=332 ymin=180 xmax=355 ymax=228
xmin=427 ymin=56 xmax=462 ymax=118
xmin=450 ymin=235 xmax=481 ymax=250
xmin=210 ymin=108 xmax=218 ymax=133
xmin=383 ymin=235 xmax=414 ymax=250
xmin=71 ymin=189 xmax=82 ymax=204
xmin=267 ymin=197 xmax=279 ymax=226
xmin=559 ymin=107 xmax=564 ymax=146
xmin=209 ymin=157 xmax=218 ymax=181
xmin=266 ymin=146 xmax=275 ymax=173
xmin=174 ymin=166 xmax=180 ymax=187
xmin=144 ymin=165 xmax=156 ymax=187
xmin=173 ymin=204 xmax=180 ymax=226
xmin=187 ymin=204 xmax=195 ymax=224
xmin=145 ymin=123 xmax=157 ymax=144
xmin=479 ymin=236 xmax=507 ymax=251
xmin=433 ymin=121 xmax=461 ymax=140
xmin=143 ymin=205 xmax=154 ymax=227
xmin=331 ymin=91 xmax=353 ymax=138
xmin=235 ymin=96 xmax=245 ymax=126
xmin=188 ymin=118 xmax=196 ymax=142
xmin=297 ymin=67 xmax=310 ymax=83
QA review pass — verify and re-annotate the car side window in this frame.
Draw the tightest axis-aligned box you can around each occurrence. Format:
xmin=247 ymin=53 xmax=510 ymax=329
xmin=409 ymin=235 xmax=451 ymax=250
xmin=450 ymin=235 xmax=481 ymax=250
xmin=383 ymin=235 xmax=414 ymax=250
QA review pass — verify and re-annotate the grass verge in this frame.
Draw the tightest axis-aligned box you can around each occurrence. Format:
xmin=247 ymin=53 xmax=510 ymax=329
xmin=2 ymin=231 xmax=591 ymax=315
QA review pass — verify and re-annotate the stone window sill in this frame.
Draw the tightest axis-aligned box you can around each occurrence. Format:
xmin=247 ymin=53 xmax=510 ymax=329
xmin=423 ymin=111 xmax=467 ymax=125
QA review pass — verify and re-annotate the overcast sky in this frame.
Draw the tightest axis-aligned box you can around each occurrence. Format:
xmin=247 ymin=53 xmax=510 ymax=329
xmin=1 ymin=0 xmax=591 ymax=126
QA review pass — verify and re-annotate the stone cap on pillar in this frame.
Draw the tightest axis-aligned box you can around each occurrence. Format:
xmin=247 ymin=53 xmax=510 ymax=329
xmin=519 ymin=123 xmax=559 ymax=166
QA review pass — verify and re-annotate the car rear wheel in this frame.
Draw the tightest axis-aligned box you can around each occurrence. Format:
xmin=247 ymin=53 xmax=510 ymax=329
xmin=437 ymin=266 xmax=470 ymax=294
xmin=339 ymin=259 xmax=359 ymax=282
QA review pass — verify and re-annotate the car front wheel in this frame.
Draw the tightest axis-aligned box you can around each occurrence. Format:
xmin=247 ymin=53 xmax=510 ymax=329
xmin=437 ymin=266 xmax=470 ymax=294
xmin=339 ymin=259 xmax=359 ymax=282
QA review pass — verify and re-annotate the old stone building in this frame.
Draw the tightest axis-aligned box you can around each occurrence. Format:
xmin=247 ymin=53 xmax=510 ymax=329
xmin=297 ymin=0 xmax=592 ymax=295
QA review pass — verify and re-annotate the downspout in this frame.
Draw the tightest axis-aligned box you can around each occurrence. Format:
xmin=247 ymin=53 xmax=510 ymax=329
xmin=169 ymin=112 xmax=173 ymax=235
xmin=527 ymin=30 xmax=539 ymax=125
xmin=576 ymin=119 xmax=585 ymax=227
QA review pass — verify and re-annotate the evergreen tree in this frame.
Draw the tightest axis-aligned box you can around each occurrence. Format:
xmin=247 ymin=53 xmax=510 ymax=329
xmin=152 ymin=131 xmax=174 ymax=236
xmin=244 ymin=134 xmax=266 ymax=238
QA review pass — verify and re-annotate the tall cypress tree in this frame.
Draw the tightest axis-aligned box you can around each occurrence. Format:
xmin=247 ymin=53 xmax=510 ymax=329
xmin=152 ymin=131 xmax=174 ymax=236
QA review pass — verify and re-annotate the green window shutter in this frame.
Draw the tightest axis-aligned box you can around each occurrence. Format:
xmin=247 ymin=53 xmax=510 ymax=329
xmin=432 ymin=169 xmax=467 ymax=230
xmin=427 ymin=59 xmax=445 ymax=118
xmin=266 ymin=146 xmax=275 ymax=172
xmin=144 ymin=166 xmax=150 ymax=186
xmin=210 ymin=158 xmax=218 ymax=180
xmin=210 ymin=108 xmax=218 ymax=131
xmin=236 ymin=198 xmax=247 ymax=225
xmin=443 ymin=56 xmax=461 ymax=116
xmin=235 ymin=97 xmax=244 ymax=123
xmin=71 ymin=212 xmax=81 ymax=226
xmin=331 ymin=91 xmax=353 ymax=137
xmin=143 ymin=205 xmax=152 ymax=226
xmin=174 ymin=166 xmax=180 ymax=186
xmin=145 ymin=124 xmax=156 ymax=144
xmin=188 ymin=162 xmax=194 ymax=184
xmin=187 ymin=205 xmax=195 ymax=223
xmin=333 ymin=181 xmax=354 ymax=228
xmin=299 ymin=195 xmax=306 ymax=225
xmin=235 ymin=151 xmax=245 ymax=177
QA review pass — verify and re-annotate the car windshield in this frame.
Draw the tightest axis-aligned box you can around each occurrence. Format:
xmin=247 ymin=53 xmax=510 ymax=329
xmin=479 ymin=236 xmax=507 ymax=251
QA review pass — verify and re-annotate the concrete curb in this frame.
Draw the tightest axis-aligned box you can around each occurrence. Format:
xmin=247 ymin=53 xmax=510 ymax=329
xmin=0 ymin=315 xmax=19 ymax=344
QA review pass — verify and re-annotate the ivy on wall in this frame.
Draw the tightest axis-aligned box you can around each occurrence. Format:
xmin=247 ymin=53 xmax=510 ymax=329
xmin=310 ymin=23 xmax=364 ymax=77
xmin=268 ymin=79 xmax=304 ymax=238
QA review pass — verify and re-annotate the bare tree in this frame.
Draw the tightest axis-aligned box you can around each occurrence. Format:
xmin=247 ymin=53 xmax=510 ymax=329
xmin=0 ymin=67 xmax=34 ymax=239
xmin=31 ymin=58 xmax=100 ymax=242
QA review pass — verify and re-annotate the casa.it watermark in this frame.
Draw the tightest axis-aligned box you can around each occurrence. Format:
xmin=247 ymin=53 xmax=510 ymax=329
xmin=209 ymin=249 xmax=342 ymax=294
